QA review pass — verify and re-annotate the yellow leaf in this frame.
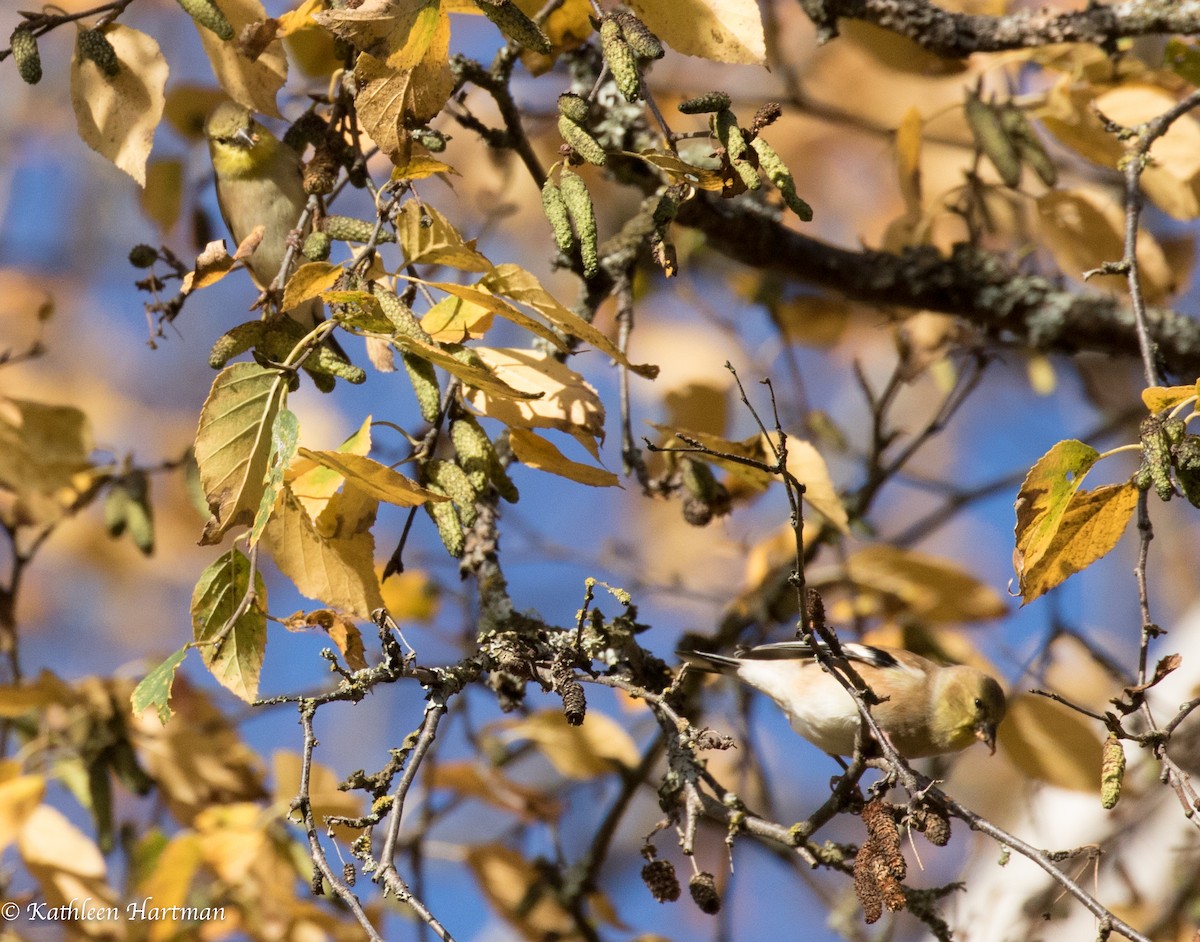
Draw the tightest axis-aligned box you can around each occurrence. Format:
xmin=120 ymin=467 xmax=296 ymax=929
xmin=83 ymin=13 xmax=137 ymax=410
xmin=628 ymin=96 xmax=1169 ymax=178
xmin=465 ymin=348 xmax=603 ymax=454
xmin=0 ymin=398 xmax=94 ymax=530
xmin=140 ymin=159 xmax=183 ymax=231
xmin=466 ymin=844 xmax=575 ymax=938
xmin=770 ymin=434 xmax=849 ymax=533
xmin=428 ymin=761 xmax=560 ymax=821
xmin=313 ymin=0 xmax=433 ymax=59
xmin=136 ymin=833 xmax=203 ymax=942
xmin=69 ymin=24 xmax=166 ymax=186
xmin=514 ymin=0 xmax=592 ymax=75
xmin=1037 ymin=188 xmax=1176 ymax=301
xmin=183 ymin=239 xmax=237 ymax=292
xmin=770 ymin=296 xmax=853 ymax=348
xmin=843 ymin=18 xmax=966 ymax=73
xmin=429 ymin=275 xmax=571 ymax=351
xmin=163 ymin=84 xmax=227 ymax=140
xmin=896 ymin=107 xmax=922 ymax=213
xmin=998 ymin=694 xmax=1102 ymax=792
xmin=19 ymin=805 xmax=120 ymax=935
xmin=379 ymin=569 xmax=441 ymax=622
xmin=420 ymin=293 xmax=495 ymax=342
xmin=277 ymin=0 xmax=325 ymax=35
xmin=282 ymin=261 xmax=343 ymax=313
xmin=1027 ymin=353 xmax=1057 ymax=396
xmin=265 ymin=484 xmax=385 ymax=618
xmin=627 ymin=0 xmax=764 ymax=64
xmin=287 ymin=415 xmax=372 ymax=520
xmin=822 ymin=545 xmax=1007 ymax=623
xmin=354 ymin=27 xmax=455 ymax=165
xmin=132 ymin=677 xmax=267 ymax=824
xmin=397 ymin=334 xmax=542 ymax=399
xmin=664 ymin=382 xmax=727 ymax=437
xmin=1018 ymin=482 xmax=1139 ymax=604
xmin=649 ymin=424 xmax=773 ymax=491
xmin=296 ymin=448 xmax=446 ymax=506
xmin=1013 ymin=439 xmax=1099 ymax=582
xmin=1038 ymin=76 xmax=1123 ymax=171
xmin=482 ymin=265 xmax=658 ymax=378
xmin=1094 ymin=84 xmax=1200 ymax=221
xmin=194 ymin=802 xmax=268 ymax=884
xmin=509 ymin=428 xmax=620 ymax=487
xmin=197 ymin=0 xmax=287 ymax=117
xmin=395 ymin=201 xmax=492 ymax=271
xmin=0 ymin=774 xmax=45 ymax=853
xmin=491 ymin=709 xmax=639 ymax=779
xmin=1141 ymin=382 xmax=1200 ymax=413
xmin=629 ymin=149 xmax=726 ymax=191
xmin=390 ymin=153 xmax=458 ymax=180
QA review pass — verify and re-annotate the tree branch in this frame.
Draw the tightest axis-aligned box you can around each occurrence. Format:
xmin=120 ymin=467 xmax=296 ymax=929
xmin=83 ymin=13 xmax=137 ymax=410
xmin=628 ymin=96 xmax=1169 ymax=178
xmin=675 ymin=193 xmax=1200 ymax=378
xmin=800 ymin=0 xmax=1200 ymax=54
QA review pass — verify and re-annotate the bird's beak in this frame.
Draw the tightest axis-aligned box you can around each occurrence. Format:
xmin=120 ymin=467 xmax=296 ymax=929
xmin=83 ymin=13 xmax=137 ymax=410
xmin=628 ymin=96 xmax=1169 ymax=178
xmin=975 ymin=722 xmax=998 ymax=755
xmin=233 ymin=127 xmax=257 ymax=149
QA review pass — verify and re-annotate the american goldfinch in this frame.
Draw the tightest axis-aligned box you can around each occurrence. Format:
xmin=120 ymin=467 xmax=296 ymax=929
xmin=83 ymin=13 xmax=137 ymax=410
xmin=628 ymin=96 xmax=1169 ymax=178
xmin=680 ymin=641 xmax=1006 ymax=759
xmin=203 ymin=102 xmax=326 ymax=335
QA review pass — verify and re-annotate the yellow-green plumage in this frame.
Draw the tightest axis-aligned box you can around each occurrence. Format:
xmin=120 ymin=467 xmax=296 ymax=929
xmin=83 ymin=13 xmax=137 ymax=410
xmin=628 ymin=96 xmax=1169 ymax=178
xmin=204 ymin=102 xmax=323 ymax=331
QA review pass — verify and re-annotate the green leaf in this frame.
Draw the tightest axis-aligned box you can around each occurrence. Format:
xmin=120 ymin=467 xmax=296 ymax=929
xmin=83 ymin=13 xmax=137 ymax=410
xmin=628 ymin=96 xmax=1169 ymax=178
xmin=191 ymin=548 xmax=267 ymax=702
xmin=249 ymin=407 xmax=300 ymax=547
xmin=1013 ymin=439 xmax=1099 ymax=587
xmin=1017 ymin=482 xmax=1139 ymax=604
xmin=130 ymin=648 xmax=188 ymax=725
xmin=194 ymin=363 xmax=288 ymax=545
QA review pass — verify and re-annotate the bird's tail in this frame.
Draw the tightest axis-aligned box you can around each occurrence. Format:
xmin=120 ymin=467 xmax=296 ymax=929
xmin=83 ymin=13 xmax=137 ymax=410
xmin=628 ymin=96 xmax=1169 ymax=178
xmin=677 ymin=649 xmax=741 ymax=674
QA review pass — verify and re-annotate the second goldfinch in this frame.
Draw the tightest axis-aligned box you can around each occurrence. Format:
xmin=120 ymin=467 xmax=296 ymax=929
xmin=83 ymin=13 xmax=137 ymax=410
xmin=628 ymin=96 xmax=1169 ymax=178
xmin=680 ymin=641 xmax=1006 ymax=759
xmin=203 ymin=101 xmax=325 ymax=334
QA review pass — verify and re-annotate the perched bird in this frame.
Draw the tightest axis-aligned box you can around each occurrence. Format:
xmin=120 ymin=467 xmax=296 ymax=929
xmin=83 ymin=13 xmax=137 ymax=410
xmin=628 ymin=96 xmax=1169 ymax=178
xmin=679 ymin=641 xmax=1006 ymax=759
xmin=203 ymin=101 xmax=326 ymax=335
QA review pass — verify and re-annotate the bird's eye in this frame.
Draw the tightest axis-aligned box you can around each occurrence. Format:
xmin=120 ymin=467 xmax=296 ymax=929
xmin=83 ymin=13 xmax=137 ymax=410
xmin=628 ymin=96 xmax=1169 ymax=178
xmin=974 ymin=697 xmax=984 ymax=710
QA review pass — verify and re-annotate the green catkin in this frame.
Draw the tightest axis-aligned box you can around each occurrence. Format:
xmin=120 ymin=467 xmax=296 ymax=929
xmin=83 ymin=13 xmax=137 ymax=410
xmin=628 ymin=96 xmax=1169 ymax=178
xmin=451 ymin=414 xmax=518 ymax=502
xmin=426 ymin=458 xmax=479 ymax=527
xmin=614 ymin=9 xmax=663 ymax=59
xmin=11 ymin=27 xmax=41 ymax=85
xmin=77 ymin=28 xmax=119 ymax=76
xmin=559 ymin=169 xmax=599 ymax=278
xmin=1000 ymin=104 xmax=1057 ymax=187
xmin=678 ymin=91 xmax=731 ymax=115
xmin=402 ymin=354 xmax=441 ymax=424
xmin=965 ymin=93 xmax=1022 ymax=188
xmin=556 ymin=92 xmax=589 ymax=123
xmin=175 ymin=0 xmax=235 ymax=40
xmin=424 ymin=486 xmax=465 ymax=557
xmin=322 ymin=215 xmax=395 ymax=243
xmin=751 ymin=138 xmax=814 ymax=220
xmin=713 ymin=109 xmax=760 ymax=191
xmin=1100 ymin=733 xmax=1125 ymax=810
xmin=472 ymin=0 xmax=551 ymax=53
xmin=600 ymin=16 xmax=640 ymax=101
xmin=557 ymin=115 xmax=607 ymax=166
xmin=541 ymin=180 xmax=576 ymax=255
